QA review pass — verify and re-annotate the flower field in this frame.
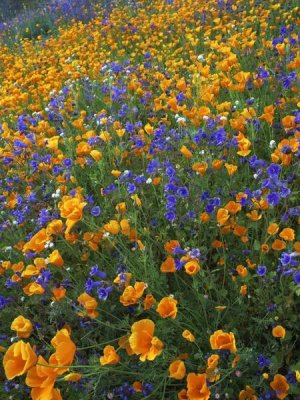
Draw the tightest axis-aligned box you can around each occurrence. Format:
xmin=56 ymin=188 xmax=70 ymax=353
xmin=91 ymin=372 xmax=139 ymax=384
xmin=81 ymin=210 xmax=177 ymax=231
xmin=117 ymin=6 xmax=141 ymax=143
xmin=0 ymin=0 xmax=299 ymax=398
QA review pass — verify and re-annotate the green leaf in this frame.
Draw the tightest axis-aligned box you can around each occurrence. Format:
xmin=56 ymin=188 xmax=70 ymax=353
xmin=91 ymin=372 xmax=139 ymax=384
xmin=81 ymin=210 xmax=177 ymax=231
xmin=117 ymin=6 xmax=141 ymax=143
xmin=270 ymin=351 xmax=284 ymax=372
xmin=253 ymin=239 xmax=261 ymax=251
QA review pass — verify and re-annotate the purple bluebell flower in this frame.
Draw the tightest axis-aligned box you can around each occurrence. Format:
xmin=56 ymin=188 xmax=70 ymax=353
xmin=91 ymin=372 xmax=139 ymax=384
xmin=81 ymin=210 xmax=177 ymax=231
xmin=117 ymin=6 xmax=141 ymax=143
xmin=91 ymin=206 xmax=101 ymax=217
xmin=257 ymin=266 xmax=267 ymax=276
xmin=293 ymin=272 xmax=300 ymax=284
xmin=267 ymin=192 xmax=280 ymax=206
xmin=177 ymin=186 xmax=189 ymax=197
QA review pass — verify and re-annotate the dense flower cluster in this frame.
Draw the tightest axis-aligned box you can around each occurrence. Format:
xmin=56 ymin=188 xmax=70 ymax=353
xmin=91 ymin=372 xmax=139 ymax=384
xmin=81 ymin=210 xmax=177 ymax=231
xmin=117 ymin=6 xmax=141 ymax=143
xmin=0 ymin=0 xmax=299 ymax=398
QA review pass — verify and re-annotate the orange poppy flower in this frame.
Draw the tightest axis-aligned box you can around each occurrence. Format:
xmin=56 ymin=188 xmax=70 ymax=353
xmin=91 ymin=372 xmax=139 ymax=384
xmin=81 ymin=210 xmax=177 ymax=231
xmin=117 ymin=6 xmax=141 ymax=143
xmin=240 ymin=285 xmax=248 ymax=296
xmin=207 ymin=354 xmax=219 ymax=369
xmin=268 ymin=222 xmax=279 ymax=235
xmin=279 ymin=228 xmax=295 ymax=241
xmin=143 ymin=294 xmax=156 ymax=310
xmin=3 ymin=341 xmax=37 ymax=380
xmin=144 ymin=123 xmax=154 ymax=135
xmin=169 ymin=360 xmax=186 ymax=380
xmin=118 ymin=336 xmax=134 ymax=356
xmin=217 ymin=208 xmax=230 ymax=225
xmin=261 ymin=244 xmax=269 ymax=253
xmin=160 ymin=256 xmax=176 ymax=272
xmin=192 ymin=162 xmax=208 ymax=175
xmin=271 ymin=239 xmax=286 ymax=251
xmin=164 ymin=240 xmax=180 ymax=253
xmin=225 ymin=163 xmax=238 ymax=176
xmin=48 ymin=249 xmax=64 ymax=267
xmin=51 ymin=286 xmax=66 ymax=301
xmin=132 ymin=381 xmax=143 ymax=392
xmin=180 ymin=145 xmax=193 ymax=158
xmin=58 ymin=194 xmax=87 ymax=235
xmin=23 ymin=228 xmax=51 ymax=253
xmin=99 ymin=345 xmax=120 ymax=365
xmin=131 ymin=194 xmax=142 ymax=207
xmin=236 ymin=265 xmax=248 ymax=278
xmin=225 ymin=201 xmax=241 ymax=214
xmin=128 ymin=319 xmax=163 ymax=361
xmin=270 ymin=374 xmax=289 ymax=399
xmin=76 ymin=141 xmax=91 ymax=156
xmin=182 ymin=329 xmax=196 ymax=343
xmin=77 ymin=292 xmax=98 ymax=319
xmin=49 ymin=328 xmax=76 ymax=370
xmin=26 ymin=356 xmax=57 ymax=400
xmin=156 ymin=297 xmax=178 ymax=319
xmin=10 ymin=315 xmax=33 ymax=338
xmin=50 ymin=388 xmax=62 ymax=400
xmin=212 ymin=159 xmax=223 ymax=170
xmin=272 ymin=325 xmax=286 ymax=339
xmin=120 ymin=282 xmax=146 ymax=306
xmin=23 ymin=283 xmax=45 ymax=296
xmin=114 ymin=272 xmax=132 ymax=286
xmin=239 ymin=385 xmax=257 ymax=400
xmin=184 ymin=260 xmax=201 ymax=276
xmin=115 ymin=202 xmax=127 ymax=214
xmin=178 ymin=388 xmax=189 ymax=400
xmin=90 ymin=150 xmax=102 ymax=161
xmin=200 ymin=212 xmax=210 ymax=223
xmin=103 ymin=220 xmax=120 ymax=235
xmin=210 ymin=330 xmax=237 ymax=353
xmin=46 ymin=219 xmax=64 ymax=235
xmin=246 ymin=210 xmax=262 ymax=221
xmin=187 ymin=373 xmax=211 ymax=400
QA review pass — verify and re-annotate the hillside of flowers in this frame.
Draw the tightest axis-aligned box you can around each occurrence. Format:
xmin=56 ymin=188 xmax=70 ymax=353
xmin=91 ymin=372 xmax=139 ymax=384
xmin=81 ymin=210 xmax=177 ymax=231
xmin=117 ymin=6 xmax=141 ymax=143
xmin=0 ymin=0 xmax=299 ymax=398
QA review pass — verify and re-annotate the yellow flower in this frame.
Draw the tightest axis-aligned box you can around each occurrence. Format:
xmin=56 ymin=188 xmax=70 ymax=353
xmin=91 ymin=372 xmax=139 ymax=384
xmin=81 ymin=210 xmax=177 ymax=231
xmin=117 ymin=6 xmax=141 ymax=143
xmin=64 ymin=372 xmax=82 ymax=382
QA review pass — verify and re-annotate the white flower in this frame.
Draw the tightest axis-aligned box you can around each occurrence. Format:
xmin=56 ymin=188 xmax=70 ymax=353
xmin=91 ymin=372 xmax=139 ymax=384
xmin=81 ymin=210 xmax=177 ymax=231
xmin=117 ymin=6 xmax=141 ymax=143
xmin=269 ymin=140 xmax=276 ymax=149
xmin=197 ymin=54 xmax=205 ymax=62
xmin=146 ymin=178 xmax=152 ymax=184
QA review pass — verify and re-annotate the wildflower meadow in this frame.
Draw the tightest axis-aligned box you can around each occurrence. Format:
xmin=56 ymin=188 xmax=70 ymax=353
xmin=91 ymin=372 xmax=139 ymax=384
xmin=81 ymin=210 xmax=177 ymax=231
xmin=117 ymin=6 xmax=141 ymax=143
xmin=0 ymin=0 xmax=299 ymax=398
